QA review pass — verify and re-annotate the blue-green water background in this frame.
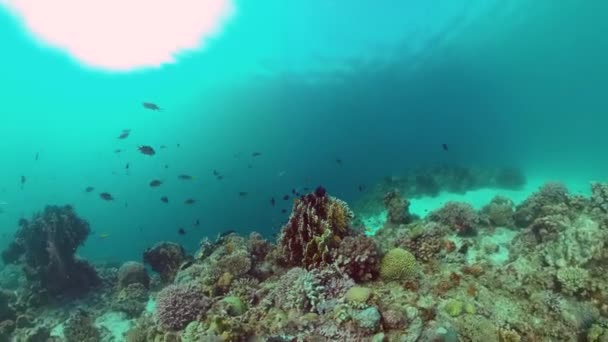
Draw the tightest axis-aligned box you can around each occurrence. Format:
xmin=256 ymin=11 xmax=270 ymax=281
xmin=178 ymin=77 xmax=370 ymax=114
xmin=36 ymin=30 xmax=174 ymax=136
xmin=1 ymin=0 xmax=607 ymax=262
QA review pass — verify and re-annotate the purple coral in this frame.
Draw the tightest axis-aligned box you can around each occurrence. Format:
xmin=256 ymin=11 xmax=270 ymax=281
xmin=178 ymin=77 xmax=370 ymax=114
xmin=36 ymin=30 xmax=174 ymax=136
xmin=277 ymin=188 xmax=353 ymax=269
xmin=143 ymin=242 xmax=187 ymax=284
xmin=156 ymin=283 xmax=211 ymax=331
xmin=332 ymin=236 xmax=379 ymax=282
xmin=428 ymin=201 xmax=480 ymax=235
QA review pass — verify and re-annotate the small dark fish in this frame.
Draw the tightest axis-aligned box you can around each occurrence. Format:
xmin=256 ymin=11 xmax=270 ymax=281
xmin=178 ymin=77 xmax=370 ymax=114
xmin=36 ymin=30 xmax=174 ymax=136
xmin=282 ymin=195 xmax=289 ymax=201
xmin=143 ymin=102 xmax=162 ymax=111
xmin=336 ymin=158 xmax=342 ymax=165
xmin=20 ymin=176 xmax=26 ymax=189
xmin=114 ymin=149 xmax=122 ymax=154
xmin=213 ymin=170 xmax=220 ymax=176
xmin=281 ymin=209 xmax=287 ymax=214
xmin=35 ymin=152 xmax=39 ymax=161
xmin=160 ymin=196 xmax=169 ymax=203
xmin=164 ymin=164 xmax=169 ymax=169
xmin=295 ymin=192 xmax=301 ymax=197
xmin=251 ymin=152 xmax=262 ymax=157
xmin=85 ymin=186 xmax=95 ymax=193
xmin=138 ymin=145 xmax=155 ymax=156
xmin=358 ymin=184 xmax=366 ymax=192
xmin=178 ymin=174 xmax=195 ymax=180
xmin=291 ymin=188 xmax=296 ymax=195
xmin=238 ymin=192 xmax=248 ymax=197
xmin=149 ymin=180 xmax=162 ymax=187
xmin=125 ymin=163 xmax=130 ymax=170
xmin=184 ymin=198 xmax=196 ymax=205
xmin=194 ymin=219 xmax=200 ymax=227
xmin=160 ymin=145 xmax=167 ymax=149
xmin=442 ymin=143 xmax=448 ymax=151
xmin=216 ymin=175 xmax=224 ymax=180
xmin=100 ymin=192 xmax=114 ymax=201
xmin=176 ymin=143 xmax=181 ymax=148
xmin=117 ymin=131 xmax=130 ymax=139
xmin=178 ymin=228 xmax=186 ymax=235
xmin=270 ymin=197 xmax=275 ymax=207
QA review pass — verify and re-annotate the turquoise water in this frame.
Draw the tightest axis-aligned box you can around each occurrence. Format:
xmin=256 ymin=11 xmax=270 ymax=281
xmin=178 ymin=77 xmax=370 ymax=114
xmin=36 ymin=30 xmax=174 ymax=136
xmin=1 ymin=0 xmax=607 ymax=263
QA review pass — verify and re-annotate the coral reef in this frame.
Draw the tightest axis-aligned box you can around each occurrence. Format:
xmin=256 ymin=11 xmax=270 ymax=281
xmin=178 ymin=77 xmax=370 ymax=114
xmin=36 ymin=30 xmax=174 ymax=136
xmin=428 ymin=201 xmax=480 ymax=235
xmin=1 ymin=205 xmax=99 ymax=297
xmin=143 ymin=242 xmax=187 ymax=284
xmin=6 ymin=184 xmax=608 ymax=341
xmin=277 ymin=186 xmax=354 ymax=269
xmin=156 ymin=283 xmax=211 ymax=331
xmin=63 ymin=309 xmax=100 ymax=342
xmin=379 ymin=248 xmax=418 ymax=281
xmin=332 ymin=235 xmax=379 ymax=282
xmin=117 ymin=261 xmax=150 ymax=289
xmin=382 ymin=189 xmax=412 ymax=225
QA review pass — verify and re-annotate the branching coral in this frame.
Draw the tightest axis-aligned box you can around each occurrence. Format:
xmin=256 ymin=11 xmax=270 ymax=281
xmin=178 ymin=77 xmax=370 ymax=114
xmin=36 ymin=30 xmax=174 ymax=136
xmin=590 ymin=182 xmax=608 ymax=214
xmin=63 ymin=309 xmax=100 ymax=342
xmin=143 ymin=242 xmax=187 ymax=284
xmin=156 ymin=283 xmax=211 ymax=331
xmin=1 ymin=205 xmax=99 ymax=297
xmin=428 ymin=201 xmax=480 ymax=235
xmin=272 ymin=268 xmax=326 ymax=314
xmin=514 ymin=182 xmax=570 ymax=228
xmin=277 ymin=187 xmax=353 ymax=269
xmin=400 ymin=222 xmax=446 ymax=262
xmin=332 ymin=235 xmax=379 ymax=282
xmin=542 ymin=215 xmax=605 ymax=268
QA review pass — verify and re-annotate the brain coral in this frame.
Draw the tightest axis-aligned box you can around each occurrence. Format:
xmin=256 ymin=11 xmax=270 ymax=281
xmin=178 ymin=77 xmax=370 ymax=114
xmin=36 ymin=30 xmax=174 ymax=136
xmin=379 ymin=248 xmax=418 ymax=281
xmin=156 ymin=283 xmax=211 ymax=331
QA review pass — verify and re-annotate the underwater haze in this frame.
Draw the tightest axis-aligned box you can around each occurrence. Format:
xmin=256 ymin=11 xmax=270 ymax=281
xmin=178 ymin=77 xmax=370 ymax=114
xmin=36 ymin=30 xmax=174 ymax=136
xmin=1 ymin=0 xmax=607 ymax=263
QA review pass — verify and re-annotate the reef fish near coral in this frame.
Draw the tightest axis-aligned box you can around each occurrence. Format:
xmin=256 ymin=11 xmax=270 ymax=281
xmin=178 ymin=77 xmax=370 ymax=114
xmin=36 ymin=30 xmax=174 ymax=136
xmin=142 ymin=102 xmax=162 ymax=111
xmin=149 ymin=180 xmax=163 ymax=187
xmin=138 ymin=145 xmax=155 ymax=156
xmin=99 ymin=192 xmax=114 ymax=201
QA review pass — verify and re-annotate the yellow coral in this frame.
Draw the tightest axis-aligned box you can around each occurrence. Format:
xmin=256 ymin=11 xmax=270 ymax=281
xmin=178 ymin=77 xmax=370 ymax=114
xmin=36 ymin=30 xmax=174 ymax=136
xmin=380 ymin=248 xmax=418 ymax=281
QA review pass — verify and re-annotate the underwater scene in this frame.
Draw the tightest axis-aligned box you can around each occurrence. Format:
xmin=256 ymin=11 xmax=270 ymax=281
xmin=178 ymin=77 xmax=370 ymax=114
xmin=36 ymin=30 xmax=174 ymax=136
xmin=1 ymin=0 xmax=608 ymax=341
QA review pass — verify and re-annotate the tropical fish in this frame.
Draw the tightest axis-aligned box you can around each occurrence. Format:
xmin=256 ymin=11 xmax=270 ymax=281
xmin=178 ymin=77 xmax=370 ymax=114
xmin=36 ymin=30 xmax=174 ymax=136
xmin=35 ymin=152 xmax=39 ymax=161
xmin=194 ymin=219 xmax=200 ymax=227
xmin=178 ymin=174 xmax=195 ymax=180
xmin=238 ymin=192 xmax=248 ymax=197
xmin=282 ymin=195 xmax=289 ymax=201
xmin=270 ymin=197 xmax=275 ymax=207
xmin=160 ymin=196 xmax=169 ymax=203
xmin=142 ymin=102 xmax=162 ymax=111
xmin=85 ymin=186 xmax=95 ymax=193
xmin=99 ymin=233 xmax=110 ymax=239
xmin=251 ymin=152 xmax=262 ymax=157
xmin=138 ymin=145 xmax=155 ymax=156
xmin=184 ymin=198 xmax=196 ymax=205
xmin=20 ymin=176 xmax=26 ymax=189
xmin=442 ymin=143 xmax=448 ymax=151
xmin=336 ymin=158 xmax=342 ymax=165
xmin=118 ymin=130 xmax=130 ymax=139
xmin=100 ymin=192 xmax=114 ymax=201
xmin=178 ymin=228 xmax=186 ymax=235
xmin=149 ymin=180 xmax=162 ymax=187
